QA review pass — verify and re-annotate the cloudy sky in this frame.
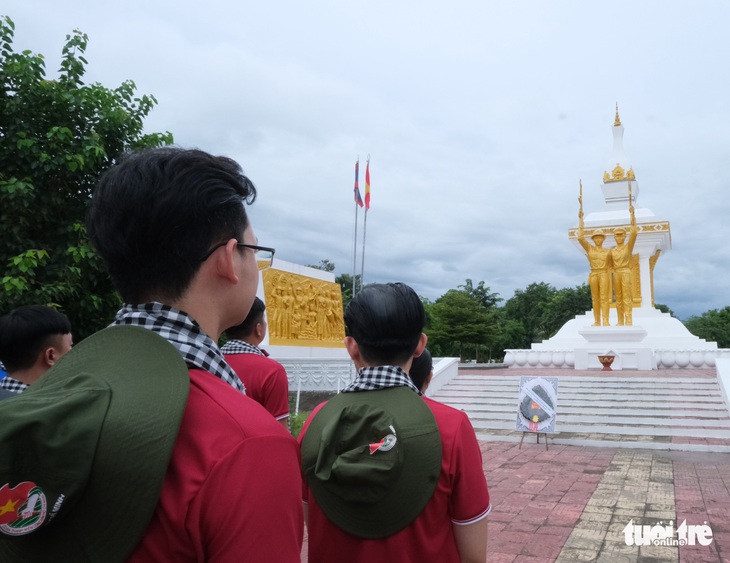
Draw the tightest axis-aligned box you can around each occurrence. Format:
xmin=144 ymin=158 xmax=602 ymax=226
xmin=4 ymin=1 xmax=729 ymax=320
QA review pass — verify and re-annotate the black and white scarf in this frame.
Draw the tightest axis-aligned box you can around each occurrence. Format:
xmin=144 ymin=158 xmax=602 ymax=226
xmin=112 ymin=302 xmax=245 ymax=394
xmin=342 ymin=365 xmax=421 ymax=395
xmin=220 ymin=339 xmax=265 ymax=357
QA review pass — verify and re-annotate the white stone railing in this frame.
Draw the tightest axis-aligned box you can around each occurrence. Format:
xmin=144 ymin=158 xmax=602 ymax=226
xmin=504 ymin=350 xmax=576 ymax=369
xmin=654 ymin=349 xmax=730 ymax=369
xmin=280 ymin=359 xmax=355 ymax=392
xmin=423 ymin=357 xmax=459 ymax=397
xmin=504 ymin=349 xmax=730 ymax=370
xmin=281 ymin=357 xmax=460 ymax=393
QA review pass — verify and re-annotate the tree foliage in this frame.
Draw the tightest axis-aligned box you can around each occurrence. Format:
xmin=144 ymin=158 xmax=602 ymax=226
xmin=306 ymin=259 xmax=335 ymax=273
xmin=334 ymin=272 xmax=363 ymax=308
xmin=500 ymin=282 xmax=593 ymax=350
xmin=542 ymin=283 xmax=592 ymax=337
xmin=502 ymin=282 xmax=558 ymax=348
xmin=684 ymin=307 xmax=730 ymax=348
xmin=0 ymin=16 xmax=172 ymax=339
xmin=427 ymin=282 xmax=500 ymax=362
xmin=459 ymin=278 xmax=502 ymax=309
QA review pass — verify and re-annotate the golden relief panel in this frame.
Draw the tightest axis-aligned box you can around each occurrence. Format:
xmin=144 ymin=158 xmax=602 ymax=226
xmin=262 ymin=269 xmax=346 ymax=348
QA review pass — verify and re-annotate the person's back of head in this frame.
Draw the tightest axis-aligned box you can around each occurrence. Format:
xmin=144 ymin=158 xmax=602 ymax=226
xmin=344 ymin=283 xmax=425 ymax=366
xmin=86 ymin=148 xmax=257 ymax=305
xmin=409 ymin=348 xmax=433 ymax=392
xmin=225 ymin=296 xmax=266 ymax=343
xmin=0 ymin=305 xmax=72 ymax=373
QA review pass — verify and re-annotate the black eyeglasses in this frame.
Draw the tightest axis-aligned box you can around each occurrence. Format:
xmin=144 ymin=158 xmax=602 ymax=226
xmin=199 ymin=242 xmax=275 ymax=270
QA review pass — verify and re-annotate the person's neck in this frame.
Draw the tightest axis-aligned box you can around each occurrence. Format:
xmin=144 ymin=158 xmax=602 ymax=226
xmin=166 ymin=297 xmax=222 ymax=342
xmin=8 ymin=367 xmax=44 ymax=386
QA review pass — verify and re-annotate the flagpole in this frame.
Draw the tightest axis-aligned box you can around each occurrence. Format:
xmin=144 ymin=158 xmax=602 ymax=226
xmin=352 ymin=202 xmax=359 ymax=298
xmin=360 ymin=208 xmax=368 ymax=288
xmin=352 ymin=158 xmax=360 ymax=297
xmin=360 ymin=155 xmax=370 ymax=289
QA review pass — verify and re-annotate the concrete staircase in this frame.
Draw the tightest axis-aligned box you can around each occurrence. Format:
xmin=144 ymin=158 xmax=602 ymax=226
xmin=429 ymin=372 xmax=730 ymax=452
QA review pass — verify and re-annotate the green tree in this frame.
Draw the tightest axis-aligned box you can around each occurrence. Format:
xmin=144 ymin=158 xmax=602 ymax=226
xmin=684 ymin=307 xmax=730 ymax=348
xmin=0 ymin=16 xmax=172 ymax=338
xmin=495 ymin=316 xmax=527 ymax=354
xmin=542 ymin=283 xmax=592 ymax=338
xmin=459 ymin=278 xmax=502 ymax=309
xmin=306 ymin=259 xmax=335 ymax=273
xmin=502 ymin=282 xmax=558 ymax=348
xmin=428 ymin=288 xmax=498 ymax=362
xmin=334 ymin=272 xmax=362 ymax=308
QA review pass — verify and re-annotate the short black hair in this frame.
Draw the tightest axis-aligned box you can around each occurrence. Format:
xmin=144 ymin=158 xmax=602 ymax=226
xmin=87 ymin=148 xmax=257 ymax=304
xmin=344 ymin=283 xmax=425 ymax=366
xmin=409 ymin=348 xmax=432 ymax=392
xmin=226 ymin=297 xmax=266 ymax=339
xmin=0 ymin=306 xmax=72 ymax=372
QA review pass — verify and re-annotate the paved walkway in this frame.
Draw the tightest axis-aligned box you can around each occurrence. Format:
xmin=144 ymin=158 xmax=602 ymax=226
xmin=483 ymin=441 xmax=730 ymax=562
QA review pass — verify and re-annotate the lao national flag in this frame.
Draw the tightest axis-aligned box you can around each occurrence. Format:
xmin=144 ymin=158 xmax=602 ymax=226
xmin=354 ymin=161 xmax=364 ymax=207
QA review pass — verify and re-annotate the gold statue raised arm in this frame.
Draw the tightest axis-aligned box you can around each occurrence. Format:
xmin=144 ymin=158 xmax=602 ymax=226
xmin=609 ymin=182 xmax=638 ymax=325
xmin=577 ymin=180 xmax=612 ymax=326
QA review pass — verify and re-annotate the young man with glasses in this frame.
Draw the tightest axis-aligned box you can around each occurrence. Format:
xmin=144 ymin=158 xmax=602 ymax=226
xmin=82 ymin=148 xmax=302 ymax=560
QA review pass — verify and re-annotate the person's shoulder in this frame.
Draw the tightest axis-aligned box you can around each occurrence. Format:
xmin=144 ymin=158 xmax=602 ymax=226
xmin=225 ymin=351 xmax=280 ymax=367
xmin=187 ymin=368 xmax=291 ymax=439
xmin=296 ymin=400 xmax=328 ymax=444
xmin=422 ymin=396 xmax=475 ymax=436
xmin=423 ymin=396 xmax=469 ymax=419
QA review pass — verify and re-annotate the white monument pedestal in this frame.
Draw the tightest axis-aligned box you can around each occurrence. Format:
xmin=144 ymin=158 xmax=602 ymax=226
xmin=574 ymin=326 xmax=655 ymax=370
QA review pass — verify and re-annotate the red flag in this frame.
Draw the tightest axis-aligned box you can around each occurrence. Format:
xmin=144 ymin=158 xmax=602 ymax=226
xmin=364 ymin=159 xmax=371 ymax=210
xmin=354 ymin=160 xmax=364 ymax=207
xmin=0 ymin=482 xmax=35 ymax=525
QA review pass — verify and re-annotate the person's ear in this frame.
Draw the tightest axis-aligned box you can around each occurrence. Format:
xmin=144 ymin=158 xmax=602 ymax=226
xmin=413 ymin=333 xmax=428 ymax=357
xmin=344 ymin=336 xmax=361 ymax=363
xmin=43 ymin=347 xmax=57 ymax=367
xmin=215 ymin=239 xmax=240 ymax=284
xmin=422 ymin=370 xmax=434 ymax=395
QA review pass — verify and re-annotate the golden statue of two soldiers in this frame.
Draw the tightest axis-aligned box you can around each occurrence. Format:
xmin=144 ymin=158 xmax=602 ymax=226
xmin=578 ymin=181 xmax=638 ymax=326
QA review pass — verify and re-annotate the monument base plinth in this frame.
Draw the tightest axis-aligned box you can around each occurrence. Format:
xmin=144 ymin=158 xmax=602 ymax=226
xmin=574 ymin=325 xmax=654 ymax=370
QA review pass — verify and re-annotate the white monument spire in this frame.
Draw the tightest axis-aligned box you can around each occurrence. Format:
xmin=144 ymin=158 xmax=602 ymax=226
xmin=600 ymin=103 xmax=638 ymax=210
xmin=606 ymin=104 xmax=631 ymax=176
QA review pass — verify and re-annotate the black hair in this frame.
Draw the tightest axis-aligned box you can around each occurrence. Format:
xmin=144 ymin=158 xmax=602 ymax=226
xmin=226 ymin=297 xmax=266 ymax=339
xmin=0 ymin=305 xmax=72 ymax=372
xmin=87 ymin=148 xmax=257 ymax=304
xmin=409 ymin=348 xmax=432 ymax=392
xmin=344 ymin=283 xmax=425 ymax=366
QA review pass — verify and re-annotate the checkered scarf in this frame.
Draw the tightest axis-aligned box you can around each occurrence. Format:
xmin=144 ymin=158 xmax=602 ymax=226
xmin=342 ymin=365 xmax=421 ymax=395
xmin=112 ymin=302 xmax=245 ymax=394
xmin=0 ymin=375 xmax=28 ymax=394
xmin=220 ymin=339 xmax=265 ymax=357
